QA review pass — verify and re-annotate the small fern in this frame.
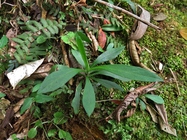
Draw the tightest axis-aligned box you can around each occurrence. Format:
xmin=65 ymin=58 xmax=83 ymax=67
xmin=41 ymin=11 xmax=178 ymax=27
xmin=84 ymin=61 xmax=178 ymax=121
xmin=12 ymin=18 xmax=65 ymax=64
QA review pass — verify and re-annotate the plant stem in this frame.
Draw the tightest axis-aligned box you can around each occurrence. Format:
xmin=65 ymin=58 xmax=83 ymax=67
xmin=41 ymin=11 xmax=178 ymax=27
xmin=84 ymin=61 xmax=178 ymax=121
xmin=94 ymin=0 xmax=161 ymax=30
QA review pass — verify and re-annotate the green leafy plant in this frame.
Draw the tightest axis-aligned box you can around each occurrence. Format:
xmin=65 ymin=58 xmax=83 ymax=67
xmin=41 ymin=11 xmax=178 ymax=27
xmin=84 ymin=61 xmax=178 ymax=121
xmin=12 ymin=18 xmax=65 ymax=64
xmin=27 ymin=111 xmax=72 ymax=140
xmin=102 ymin=120 xmax=133 ymax=140
xmin=37 ymin=31 xmax=163 ymax=116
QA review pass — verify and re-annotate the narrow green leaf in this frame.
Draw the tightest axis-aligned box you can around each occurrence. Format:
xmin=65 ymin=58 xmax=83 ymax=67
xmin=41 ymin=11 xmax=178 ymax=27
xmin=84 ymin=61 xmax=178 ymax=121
xmin=0 ymin=92 xmax=6 ymax=98
xmin=102 ymin=24 xmax=122 ymax=31
xmin=36 ymin=35 xmax=47 ymax=44
xmin=93 ymin=78 xmax=124 ymax=91
xmin=76 ymin=35 xmax=89 ymax=70
xmin=71 ymin=49 xmax=85 ymax=67
xmin=0 ymin=35 xmax=8 ymax=48
xmin=28 ymin=128 xmax=37 ymax=139
xmin=90 ymin=64 xmax=163 ymax=82
xmin=35 ymin=94 xmax=54 ymax=103
xmin=76 ymin=31 xmax=91 ymax=43
xmin=144 ymin=94 xmax=164 ymax=104
xmin=20 ymin=97 xmax=33 ymax=114
xmin=38 ymin=65 xmax=81 ymax=94
xmin=92 ymin=46 xmax=124 ymax=66
xmin=71 ymin=82 xmax=82 ymax=114
xmin=82 ymin=77 xmax=95 ymax=116
xmin=40 ymin=18 xmax=48 ymax=27
xmin=139 ymin=99 xmax=146 ymax=111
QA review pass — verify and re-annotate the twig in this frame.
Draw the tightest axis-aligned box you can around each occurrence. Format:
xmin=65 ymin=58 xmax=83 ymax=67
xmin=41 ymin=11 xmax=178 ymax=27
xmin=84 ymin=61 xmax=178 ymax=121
xmin=169 ymin=68 xmax=181 ymax=96
xmin=94 ymin=0 xmax=161 ymax=30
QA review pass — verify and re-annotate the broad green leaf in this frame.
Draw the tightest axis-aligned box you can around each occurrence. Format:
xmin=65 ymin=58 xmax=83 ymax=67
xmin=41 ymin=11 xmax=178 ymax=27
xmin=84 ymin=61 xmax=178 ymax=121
xmin=71 ymin=49 xmax=85 ymax=67
xmin=93 ymin=78 xmax=124 ymax=91
xmin=92 ymin=46 xmax=124 ymax=66
xmin=65 ymin=132 xmax=73 ymax=140
xmin=90 ymin=64 xmax=163 ymax=82
xmin=0 ymin=35 xmax=8 ymax=48
xmin=82 ymin=77 xmax=95 ymax=116
xmin=102 ymin=24 xmax=122 ymax=31
xmin=20 ymin=97 xmax=33 ymax=114
xmin=144 ymin=94 xmax=164 ymax=104
xmin=28 ymin=127 xmax=37 ymax=139
xmin=71 ymin=82 xmax=82 ymax=114
xmin=76 ymin=31 xmax=91 ymax=43
xmin=53 ymin=112 xmax=67 ymax=124
xmin=48 ymin=129 xmax=57 ymax=137
xmin=35 ymin=94 xmax=54 ymax=103
xmin=76 ymin=35 xmax=89 ymax=70
xmin=61 ymin=32 xmax=76 ymax=49
xmin=58 ymin=129 xmax=66 ymax=139
xmin=0 ymin=92 xmax=6 ymax=98
xmin=36 ymin=35 xmax=47 ymax=44
xmin=38 ymin=66 xmax=81 ymax=94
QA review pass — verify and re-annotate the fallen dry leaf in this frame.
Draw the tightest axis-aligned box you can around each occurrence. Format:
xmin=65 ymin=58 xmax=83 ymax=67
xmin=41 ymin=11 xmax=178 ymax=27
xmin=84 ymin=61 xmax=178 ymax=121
xmin=179 ymin=27 xmax=187 ymax=40
xmin=130 ymin=5 xmax=150 ymax=40
xmin=7 ymin=58 xmax=44 ymax=89
xmin=153 ymin=13 xmax=167 ymax=21
xmin=98 ymin=27 xmax=107 ymax=49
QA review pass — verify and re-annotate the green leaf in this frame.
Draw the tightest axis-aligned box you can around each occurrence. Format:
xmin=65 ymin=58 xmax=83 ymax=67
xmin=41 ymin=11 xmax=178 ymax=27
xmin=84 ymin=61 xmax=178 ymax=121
xmin=36 ymin=35 xmax=47 ymax=44
xmin=82 ymin=77 xmax=95 ymax=116
xmin=32 ymin=83 xmax=41 ymax=92
xmin=139 ymin=99 xmax=146 ymax=111
xmin=122 ymin=0 xmax=137 ymax=13
xmin=28 ymin=127 xmax=37 ymax=139
xmin=48 ymin=129 xmax=57 ymax=137
xmin=35 ymin=94 xmax=54 ymax=103
xmin=0 ymin=92 xmax=6 ymax=98
xmin=38 ymin=65 xmax=81 ymax=94
xmin=76 ymin=31 xmax=91 ymax=43
xmin=92 ymin=46 xmax=124 ymax=66
xmin=76 ymin=34 xmax=89 ymax=70
xmin=71 ymin=49 xmax=85 ymax=67
xmin=93 ymin=78 xmax=124 ymax=91
xmin=61 ymin=32 xmax=76 ymax=49
xmin=102 ymin=24 xmax=122 ymax=31
xmin=0 ymin=35 xmax=8 ymax=48
xmin=53 ymin=112 xmax=67 ymax=124
xmin=90 ymin=64 xmax=163 ymax=82
xmin=144 ymin=94 xmax=164 ymax=104
xmin=20 ymin=97 xmax=33 ymax=114
xmin=71 ymin=82 xmax=82 ymax=114
xmin=58 ymin=129 xmax=66 ymax=139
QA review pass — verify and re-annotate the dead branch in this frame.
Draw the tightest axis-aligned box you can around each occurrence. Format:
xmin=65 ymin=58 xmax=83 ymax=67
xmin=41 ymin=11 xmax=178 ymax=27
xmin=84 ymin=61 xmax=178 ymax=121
xmin=94 ymin=0 xmax=161 ymax=30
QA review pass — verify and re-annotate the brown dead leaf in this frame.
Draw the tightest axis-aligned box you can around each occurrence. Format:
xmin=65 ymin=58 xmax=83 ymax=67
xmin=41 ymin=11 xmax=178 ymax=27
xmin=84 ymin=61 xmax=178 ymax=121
xmin=153 ymin=13 xmax=167 ymax=21
xmin=130 ymin=5 xmax=150 ymax=40
xmin=179 ymin=27 xmax=187 ymax=40
xmin=98 ymin=27 xmax=107 ymax=49
xmin=30 ymin=63 xmax=53 ymax=79
xmin=155 ymin=104 xmax=177 ymax=136
xmin=146 ymin=100 xmax=177 ymax=136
